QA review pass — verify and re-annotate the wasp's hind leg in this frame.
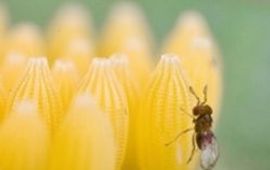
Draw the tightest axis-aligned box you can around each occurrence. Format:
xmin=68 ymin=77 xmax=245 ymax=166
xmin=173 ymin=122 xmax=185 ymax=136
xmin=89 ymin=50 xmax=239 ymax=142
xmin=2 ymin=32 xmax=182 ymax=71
xmin=165 ymin=128 xmax=193 ymax=146
xmin=187 ymin=133 xmax=196 ymax=164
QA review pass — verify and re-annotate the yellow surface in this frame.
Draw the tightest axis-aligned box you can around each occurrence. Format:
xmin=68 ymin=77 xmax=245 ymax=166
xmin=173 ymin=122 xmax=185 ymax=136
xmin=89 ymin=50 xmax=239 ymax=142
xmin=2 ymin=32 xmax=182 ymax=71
xmin=6 ymin=57 xmax=63 ymax=133
xmin=163 ymin=11 xmax=222 ymax=119
xmin=79 ymin=58 xmax=129 ymax=169
xmin=137 ymin=54 xmax=196 ymax=170
xmin=49 ymin=94 xmax=116 ymax=170
xmin=0 ymin=4 xmax=223 ymax=170
xmin=0 ymin=101 xmax=49 ymax=170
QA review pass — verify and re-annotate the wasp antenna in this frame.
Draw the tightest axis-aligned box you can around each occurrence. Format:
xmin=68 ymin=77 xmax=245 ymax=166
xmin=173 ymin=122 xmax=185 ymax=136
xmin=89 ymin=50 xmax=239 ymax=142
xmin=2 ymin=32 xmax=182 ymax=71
xmin=202 ymin=85 xmax=208 ymax=105
xmin=189 ymin=86 xmax=200 ymax=105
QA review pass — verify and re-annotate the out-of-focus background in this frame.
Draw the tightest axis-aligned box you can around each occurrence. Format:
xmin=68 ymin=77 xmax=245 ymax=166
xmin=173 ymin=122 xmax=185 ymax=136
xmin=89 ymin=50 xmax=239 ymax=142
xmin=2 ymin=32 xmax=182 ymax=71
xmin=2 ymin=0 xmax=270 ymax=169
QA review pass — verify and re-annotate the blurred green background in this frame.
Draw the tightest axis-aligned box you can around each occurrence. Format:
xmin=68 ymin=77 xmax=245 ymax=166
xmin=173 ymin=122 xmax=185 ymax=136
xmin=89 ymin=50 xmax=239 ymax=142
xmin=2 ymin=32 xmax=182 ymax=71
xmin=2 ymin=0 xmax=270 ymax=169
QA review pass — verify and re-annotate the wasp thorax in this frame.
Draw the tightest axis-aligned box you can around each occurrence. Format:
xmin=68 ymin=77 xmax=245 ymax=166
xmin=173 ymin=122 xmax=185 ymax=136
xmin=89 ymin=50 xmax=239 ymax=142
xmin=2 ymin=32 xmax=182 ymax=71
xmin=193 ymin=104 xmax=213 ymax=116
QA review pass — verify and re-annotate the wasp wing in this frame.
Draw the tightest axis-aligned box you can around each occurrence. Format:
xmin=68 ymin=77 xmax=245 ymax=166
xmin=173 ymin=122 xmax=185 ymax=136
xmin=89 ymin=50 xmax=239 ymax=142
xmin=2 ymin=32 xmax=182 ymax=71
xmin=200 ymin=133 xmax=219 ymax=170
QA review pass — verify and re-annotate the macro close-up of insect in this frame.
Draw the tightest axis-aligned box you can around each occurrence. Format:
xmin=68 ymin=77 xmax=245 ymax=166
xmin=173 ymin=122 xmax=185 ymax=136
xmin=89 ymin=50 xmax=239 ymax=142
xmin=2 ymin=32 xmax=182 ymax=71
xmin=166 ymin=86 xmax=219 ymax=170
xmin=0 ymin=0 xmax=268 ymax=169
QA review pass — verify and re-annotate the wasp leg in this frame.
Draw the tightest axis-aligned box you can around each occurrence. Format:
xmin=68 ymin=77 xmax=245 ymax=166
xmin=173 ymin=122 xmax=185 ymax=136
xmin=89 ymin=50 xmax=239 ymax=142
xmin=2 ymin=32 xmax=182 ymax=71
xmin=179 ymin=107 xmax=195 ymax=119
xmin=165 ymin=128 xmax=193 ymax=146
xmin=187 ymin=133 xmax=196 ymax=164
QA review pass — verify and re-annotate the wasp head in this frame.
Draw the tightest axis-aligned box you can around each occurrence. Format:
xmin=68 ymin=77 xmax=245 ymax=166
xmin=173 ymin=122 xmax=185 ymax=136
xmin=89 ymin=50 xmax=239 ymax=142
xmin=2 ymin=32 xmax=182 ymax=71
xmin=193 ymin=104 xmax=213 ymax=116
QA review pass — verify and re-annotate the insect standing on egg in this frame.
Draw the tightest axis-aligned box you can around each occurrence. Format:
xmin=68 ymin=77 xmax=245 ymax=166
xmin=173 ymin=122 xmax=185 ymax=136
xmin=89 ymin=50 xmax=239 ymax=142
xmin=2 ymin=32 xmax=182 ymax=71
xmin=166 ymin=86 xmax=219 ymax=170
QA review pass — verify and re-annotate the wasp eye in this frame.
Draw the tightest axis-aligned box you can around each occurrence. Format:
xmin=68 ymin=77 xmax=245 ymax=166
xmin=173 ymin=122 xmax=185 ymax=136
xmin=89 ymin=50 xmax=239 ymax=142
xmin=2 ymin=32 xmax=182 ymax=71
xmin=204 ymin=105 xmax=213 ymax=114
xmin=192 ymin=106 xmax=201 ymax=116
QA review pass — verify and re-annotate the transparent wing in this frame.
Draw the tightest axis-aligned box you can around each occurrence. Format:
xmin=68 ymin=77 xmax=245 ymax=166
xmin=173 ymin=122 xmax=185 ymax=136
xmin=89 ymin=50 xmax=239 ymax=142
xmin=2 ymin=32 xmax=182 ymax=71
xmin=200 ymin=135 xmax=219 ymax=170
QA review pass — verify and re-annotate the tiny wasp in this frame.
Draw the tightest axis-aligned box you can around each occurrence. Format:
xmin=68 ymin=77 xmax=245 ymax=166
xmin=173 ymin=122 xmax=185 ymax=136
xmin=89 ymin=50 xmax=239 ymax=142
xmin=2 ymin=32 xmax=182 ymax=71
xmin=166 ymin=86 xmax=219 ymax=170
